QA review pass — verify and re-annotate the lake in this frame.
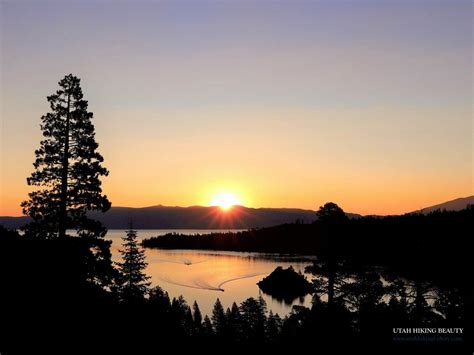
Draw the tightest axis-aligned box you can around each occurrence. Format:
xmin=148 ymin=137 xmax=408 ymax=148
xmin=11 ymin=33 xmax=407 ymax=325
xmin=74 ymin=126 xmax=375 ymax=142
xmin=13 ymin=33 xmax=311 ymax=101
xmin=105 ymin=229 xmax=315 ymax=317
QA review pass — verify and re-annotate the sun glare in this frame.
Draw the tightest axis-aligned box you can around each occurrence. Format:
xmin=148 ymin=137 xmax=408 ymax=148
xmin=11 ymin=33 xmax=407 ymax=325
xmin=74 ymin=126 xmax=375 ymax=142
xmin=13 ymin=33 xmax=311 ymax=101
xmin=210 ymin=192 xmax=241 ymax=211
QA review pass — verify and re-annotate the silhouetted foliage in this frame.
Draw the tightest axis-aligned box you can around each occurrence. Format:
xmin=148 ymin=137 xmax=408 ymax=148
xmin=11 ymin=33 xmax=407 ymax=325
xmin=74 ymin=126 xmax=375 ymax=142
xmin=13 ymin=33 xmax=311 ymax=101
xmin=226 ymin=302 xmax=242 ymax=341
xmin=148 ymin=285 xmax=171 ymax=314
xmin=21 ymin=74 xmax=110 ymax=239
xmin=170 ymin=295 xmax=191 ymax=331
xmin=265 ymin=311 xmax=282 ymax=343
xmin=239 ymin=296 xmax=267 ymax=344
xmin=316 ymin=202 xmax=348 ymax=224
xmin=211 ymin=298 xmax=226 ymax=336
xmin=305 ymin=259 xmax=351 ymax=306
xmin=192 ymin=301 xmax=203 ymax=335
xmin=202 ymin=315 xmax=214 ymax=337
xmin=117 ymin=227 xmax=151 ymax=301
xmin=314 ymin=202 xmax=348 ymax=307
xmin=142 ymin=224 xmax=318 ymax=253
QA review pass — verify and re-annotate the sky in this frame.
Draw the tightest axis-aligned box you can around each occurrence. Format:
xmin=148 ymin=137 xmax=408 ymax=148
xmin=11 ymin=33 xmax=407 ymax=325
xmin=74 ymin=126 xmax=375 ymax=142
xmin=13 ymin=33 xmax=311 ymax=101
xmin=0 ymin=0 xmax=472 ymax=216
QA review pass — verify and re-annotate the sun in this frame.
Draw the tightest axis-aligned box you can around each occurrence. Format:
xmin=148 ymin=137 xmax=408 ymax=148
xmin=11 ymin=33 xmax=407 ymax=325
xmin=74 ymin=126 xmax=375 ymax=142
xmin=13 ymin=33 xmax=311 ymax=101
xmin=210 ymin=192 xmax=241 ymax=211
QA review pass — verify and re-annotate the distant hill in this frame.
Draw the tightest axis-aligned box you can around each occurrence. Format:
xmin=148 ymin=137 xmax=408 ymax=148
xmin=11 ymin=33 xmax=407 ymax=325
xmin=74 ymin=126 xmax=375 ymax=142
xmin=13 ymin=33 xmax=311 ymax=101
xmin=2 ymin=195 xmax=471 ymax=230
xmin=0 ymin=216 xmax=31 ymax=230
xmin=1 ymin=205 xmax=356 ymax=230
xmin=87 ymin=205 xmax=328 ymax=229
xmin=415 ymin=196 xmax=474 ymax=214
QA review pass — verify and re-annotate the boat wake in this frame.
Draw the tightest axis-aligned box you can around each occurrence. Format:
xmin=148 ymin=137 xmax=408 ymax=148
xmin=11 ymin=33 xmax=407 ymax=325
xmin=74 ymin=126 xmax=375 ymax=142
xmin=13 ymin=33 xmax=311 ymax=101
xmin=158 ymin=276 xmax=224 ymax=291
xmin=158 ymin=272 xmax=268 ymax=292
xmin=218 ymin=273 xmax=267 ymax=288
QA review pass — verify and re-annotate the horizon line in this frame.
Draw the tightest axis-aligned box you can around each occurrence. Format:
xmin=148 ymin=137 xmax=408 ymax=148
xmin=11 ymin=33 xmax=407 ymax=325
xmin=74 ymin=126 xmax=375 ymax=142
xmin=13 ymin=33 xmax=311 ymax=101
xmin=1 ymin=194 xmax=473 ymax=219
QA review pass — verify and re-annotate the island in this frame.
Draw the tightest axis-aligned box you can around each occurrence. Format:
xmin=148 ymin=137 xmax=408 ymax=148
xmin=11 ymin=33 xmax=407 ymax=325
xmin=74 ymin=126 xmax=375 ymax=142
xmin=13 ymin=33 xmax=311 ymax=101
xmin=257 ymin=266 xmax=313 ymax=303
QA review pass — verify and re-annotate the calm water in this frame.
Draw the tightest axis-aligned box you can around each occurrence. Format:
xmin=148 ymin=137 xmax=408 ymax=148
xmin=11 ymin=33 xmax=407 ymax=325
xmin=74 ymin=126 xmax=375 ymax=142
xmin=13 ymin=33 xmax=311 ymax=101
xmin=104 ymin=229 xmax=315 ymax=317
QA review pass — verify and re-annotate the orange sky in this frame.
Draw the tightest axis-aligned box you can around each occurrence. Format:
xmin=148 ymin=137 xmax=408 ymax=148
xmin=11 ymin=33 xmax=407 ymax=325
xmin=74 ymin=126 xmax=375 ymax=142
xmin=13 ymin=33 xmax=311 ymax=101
xmin=2 ymin=106 xmax=471 ymax=216
xmin=1 ymin=1 xmax=472 ymax=217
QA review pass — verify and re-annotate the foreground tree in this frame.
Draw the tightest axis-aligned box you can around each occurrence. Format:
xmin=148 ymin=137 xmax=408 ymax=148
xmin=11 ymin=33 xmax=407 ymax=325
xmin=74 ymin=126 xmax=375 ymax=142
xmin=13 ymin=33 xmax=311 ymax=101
xmin=239 ymin=296 xmax=267 ymax=343
xmin=192 ymin=301 xmax=203 ymax=335
xmin=226 ymin=302 xmax=242 ymax=340
xmin=212 ymin=298 xmax=227 ymax=336
xmin=202 ymin=315 xmax=214 ymax=337
xmin=265 ymin=310 xmax=282 ymax=343
xmin=22 ymin=74 xmax=110 ymax=238
xmin=117 ymin=227 xmax=151 ymax=301
xmin=309 ymin=202 xmax=348 ymax=307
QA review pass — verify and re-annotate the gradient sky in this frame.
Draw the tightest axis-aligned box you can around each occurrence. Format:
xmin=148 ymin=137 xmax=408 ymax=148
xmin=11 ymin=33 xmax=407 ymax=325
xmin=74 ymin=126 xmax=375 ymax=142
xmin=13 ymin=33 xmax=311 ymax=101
xmin=1 ymin=0 xmax=472 ymax=216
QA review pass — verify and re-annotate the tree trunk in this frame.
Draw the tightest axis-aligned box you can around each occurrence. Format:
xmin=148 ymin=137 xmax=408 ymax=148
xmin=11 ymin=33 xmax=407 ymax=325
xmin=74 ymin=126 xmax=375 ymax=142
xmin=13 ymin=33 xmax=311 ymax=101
xmin=328 ymin=253 xmax=335 ymax=308
xmin=58 ymin=92 xmax=70 ymax=238
xmin=326 ymin=224 xmax=335 ymax=309
xmin=414 ymin=276 xmax=424 ymax=324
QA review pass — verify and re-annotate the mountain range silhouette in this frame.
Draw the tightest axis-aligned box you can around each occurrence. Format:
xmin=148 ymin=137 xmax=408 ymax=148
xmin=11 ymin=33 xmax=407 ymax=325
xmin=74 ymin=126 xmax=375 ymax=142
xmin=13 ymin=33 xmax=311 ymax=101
xmin=1 ymin=195 xmax=472 ymax=229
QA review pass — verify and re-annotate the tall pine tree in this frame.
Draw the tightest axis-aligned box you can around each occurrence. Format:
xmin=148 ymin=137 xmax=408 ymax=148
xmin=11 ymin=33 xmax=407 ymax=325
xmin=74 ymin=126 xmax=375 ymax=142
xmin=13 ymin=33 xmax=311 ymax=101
xmin=212 ymin=298 xmax=227 ymax=336
xmin=117 ymin=227 xmax=151 ymax=301
xmin=22 ymin=74 xmax=110 ymax=238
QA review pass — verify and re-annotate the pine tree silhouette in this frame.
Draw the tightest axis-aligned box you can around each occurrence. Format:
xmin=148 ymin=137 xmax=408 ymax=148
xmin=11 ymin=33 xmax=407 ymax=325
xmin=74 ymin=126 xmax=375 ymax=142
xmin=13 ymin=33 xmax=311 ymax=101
xmin=117 ymin=226 xmax=151 ymax=301
xmin=22 ymin=74 xmax=110 ymax=238
xmin=212 ymin=298 xmax=226 ymax=336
